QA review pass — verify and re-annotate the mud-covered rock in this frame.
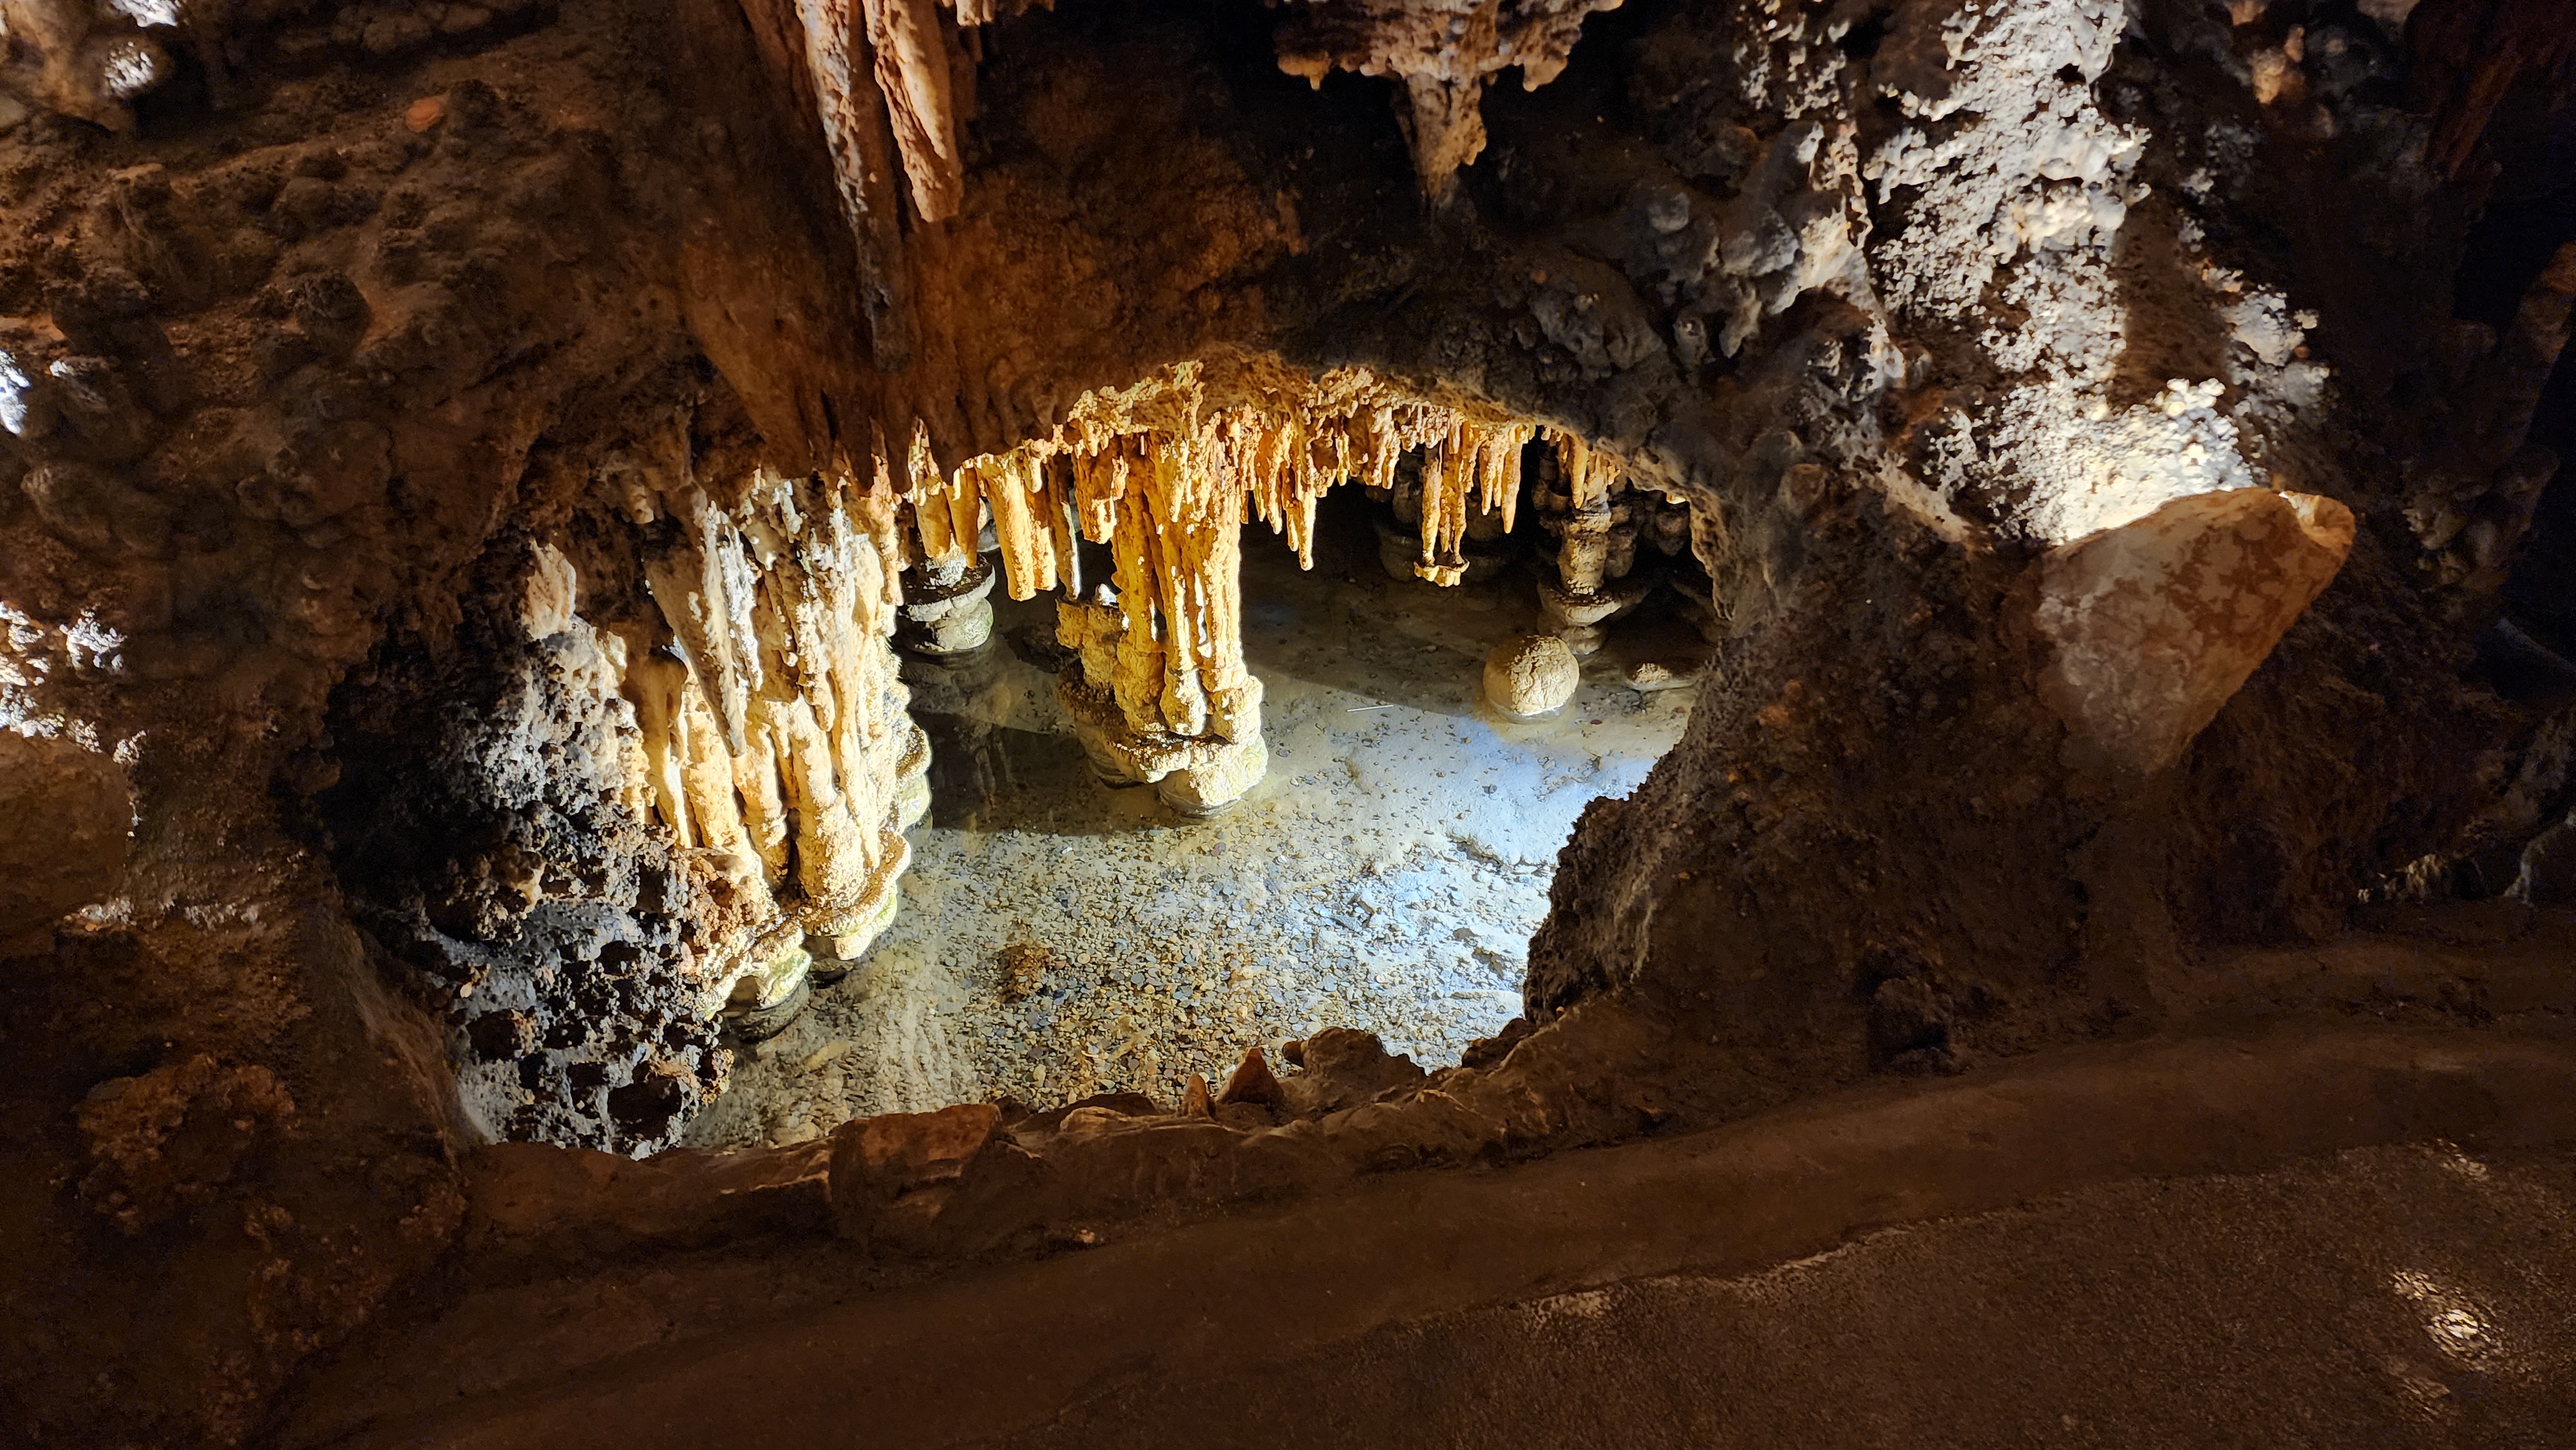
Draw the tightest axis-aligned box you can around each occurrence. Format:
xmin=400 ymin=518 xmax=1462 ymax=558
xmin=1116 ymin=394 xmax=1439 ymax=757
xmin=0 ymin=729 xmax=131 ymax=949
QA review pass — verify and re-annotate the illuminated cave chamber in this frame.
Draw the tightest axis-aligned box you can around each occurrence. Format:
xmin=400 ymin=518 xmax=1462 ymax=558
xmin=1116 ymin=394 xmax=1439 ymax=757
xmin=319 ymin=354 xmax=1709 ymax=1154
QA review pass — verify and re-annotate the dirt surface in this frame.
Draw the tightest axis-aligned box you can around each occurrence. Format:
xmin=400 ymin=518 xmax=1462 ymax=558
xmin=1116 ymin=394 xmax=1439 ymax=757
xmin=990 ymin=1145 xmax=2576 ymax=1449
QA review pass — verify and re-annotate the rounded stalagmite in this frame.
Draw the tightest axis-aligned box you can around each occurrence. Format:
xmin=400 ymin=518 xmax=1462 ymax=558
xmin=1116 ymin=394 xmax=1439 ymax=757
xmin=1483 ymin=634 xmax=1580 ymax=717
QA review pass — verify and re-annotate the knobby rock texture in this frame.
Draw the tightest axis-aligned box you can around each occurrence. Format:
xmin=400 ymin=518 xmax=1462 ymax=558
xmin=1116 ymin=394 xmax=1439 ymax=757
xmin=0 ymin=0 xmax=2569 ymax=1444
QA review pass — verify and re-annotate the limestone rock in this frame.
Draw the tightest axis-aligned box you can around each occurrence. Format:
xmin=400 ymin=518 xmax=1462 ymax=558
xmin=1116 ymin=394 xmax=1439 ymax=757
xmin=2037 ymin=489 xmax=2355 ymax=777
xmin=0 ymin=0 xmax=171 ymax=135
xmin=998 ymin=939 xmax=1063 ymax=1000
xmin=828 ymin=1101 xmax=1001 ymax=1240
xmin=1278 ymin=1028 xmax=1425 ymax=1117
xmin=519 ymin=541 xmax=577 ymax=641
xmin=2517 ymin=816 xmax=2576 ymax=905
xmin=1624 ymin=660 xmax=1694 ymax=692
xmin=75 ymin=1055 xmax=294 ymax=1237
xmin=1484 ymin=634 xmax=1579 ymax=716
xmin=1217 ymin=1043 xmax=1286 ymax=1109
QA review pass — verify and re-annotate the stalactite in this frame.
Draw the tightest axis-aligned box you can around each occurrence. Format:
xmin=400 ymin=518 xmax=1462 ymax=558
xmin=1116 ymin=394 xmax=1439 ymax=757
xmin=861 ymin=366 xmax=1643 ymax=809
xmin=616 ymin=466 xmax=927 ymax=1008
xmin=862 ymin=0 xmax=967 ymax=222
xmin=882 ymin=368 xmax=1612 ymax=616
xmin=1412 ymin=418 xmax=1532 ymax=585
xmin=1271 ymin=0 xmax=1625 ymax=198
xmin=778 ymin=0 xmax=914 ymax=364
xmin=753 ymin=0 xmax=1054 ymax=236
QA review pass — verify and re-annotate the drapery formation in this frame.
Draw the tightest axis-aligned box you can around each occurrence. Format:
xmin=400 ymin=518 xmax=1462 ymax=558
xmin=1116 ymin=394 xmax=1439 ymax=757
xmin=616 ymin=467 xmax=931 ymax=997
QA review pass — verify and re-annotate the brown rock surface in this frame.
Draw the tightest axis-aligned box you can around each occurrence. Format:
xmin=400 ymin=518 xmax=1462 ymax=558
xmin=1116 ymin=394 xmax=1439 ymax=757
xmin=0 ymin=729 xmax=129 ymax=950
xmin=0 ymin=0 xmax=2569 ymax=1442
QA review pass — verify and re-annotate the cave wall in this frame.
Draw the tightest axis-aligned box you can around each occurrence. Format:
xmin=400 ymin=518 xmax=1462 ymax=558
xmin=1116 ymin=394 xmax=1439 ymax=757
xmin=0 ymin=0 xmax=2569 ymax=1443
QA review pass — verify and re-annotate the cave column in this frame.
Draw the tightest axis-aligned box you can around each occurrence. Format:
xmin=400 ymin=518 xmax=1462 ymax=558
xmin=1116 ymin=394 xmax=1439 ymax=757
xmin=895 ymin=449 xmax=999 ymax=655
xmin=1537 ymin=431 xmax=1646 ymax=655
xmin=1054 ymin=431 xmax=1268 ymax=816
xmin=625 ymin=469 xmax=929 ymax=1032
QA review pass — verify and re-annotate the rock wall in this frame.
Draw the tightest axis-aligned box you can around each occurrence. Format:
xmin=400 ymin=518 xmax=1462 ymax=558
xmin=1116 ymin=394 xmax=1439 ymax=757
xmin=0 ymin=0 xmax=2568 ymax=1442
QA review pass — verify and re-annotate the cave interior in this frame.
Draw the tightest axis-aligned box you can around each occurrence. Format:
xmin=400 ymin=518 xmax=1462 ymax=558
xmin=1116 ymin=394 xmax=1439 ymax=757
xmin=4 ymin=0 xmax=2576 ymax=1444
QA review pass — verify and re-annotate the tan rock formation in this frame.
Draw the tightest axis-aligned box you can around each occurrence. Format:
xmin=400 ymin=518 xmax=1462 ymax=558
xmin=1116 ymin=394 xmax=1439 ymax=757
xmin=618 ymin=467 xmax=928 ymax=1008
xmin=858 ymin=363 xmax=1602 ymax=812
xmin=2038 ymin=488 xmax=2356 ymax=778
xmin=1483 ymin=632 xmax=1578 ymax=716
xmin=1272 ymin=0 xmax=1624 ymax=197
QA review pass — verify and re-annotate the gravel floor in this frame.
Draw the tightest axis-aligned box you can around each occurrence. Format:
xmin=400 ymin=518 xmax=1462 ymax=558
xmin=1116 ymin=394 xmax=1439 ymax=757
xmin=684 ymin=504 xmax=1698 ymax=1147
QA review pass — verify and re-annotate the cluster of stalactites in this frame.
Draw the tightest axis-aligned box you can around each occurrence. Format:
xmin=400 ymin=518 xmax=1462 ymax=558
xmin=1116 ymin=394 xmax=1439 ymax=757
xmin=1271 ymin=0 xmax=1625 ymax=198
xmin=1065 ymin=431 xmax=1263 ymax=751
xmin=767 ymin=0 xmax=1048 ymax=229
xmin=876 ymin=371 xmax=1638 ymax=783
xmin=885 ymin=390 xmax=1571 ymax=601
xmin=615 ymin=468 xmax=929 ymax=980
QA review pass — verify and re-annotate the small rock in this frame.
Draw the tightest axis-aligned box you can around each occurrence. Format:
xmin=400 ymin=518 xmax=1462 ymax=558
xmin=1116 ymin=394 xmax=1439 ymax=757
xmin=1624 ymin=659 xmax=1695 ymax=692
xmin=998 ymin=940 xmax=1063 ymax=1000
xmin=1484 ymin=634 xmax=1580 ymax=716
xmin=1459 ymin=1015 xmax=1533 ymax=1070
xmin=797 ymin=1039 xmax=857 ymax=1073
xmin=272 ymin=175 xmax=336 ymax=238
xmin=1217 ymin=1042 xmax=1285 ymax=1107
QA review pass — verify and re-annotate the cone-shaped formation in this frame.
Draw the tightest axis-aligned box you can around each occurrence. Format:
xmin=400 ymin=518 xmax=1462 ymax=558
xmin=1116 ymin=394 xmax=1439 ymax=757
xmin=1272 ymin=0 xmax=1625 ymax=197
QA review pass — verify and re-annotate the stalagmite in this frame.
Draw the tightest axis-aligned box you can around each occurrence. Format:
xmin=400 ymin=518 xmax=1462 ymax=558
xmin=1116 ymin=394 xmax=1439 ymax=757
xmin=1535 ymin=428 xmax=1646 ymax=654
xmin=1484 ymin=633 xmax=1579 ymax=717
xmin=1054 ymin=430 xmax=1269 ymax=815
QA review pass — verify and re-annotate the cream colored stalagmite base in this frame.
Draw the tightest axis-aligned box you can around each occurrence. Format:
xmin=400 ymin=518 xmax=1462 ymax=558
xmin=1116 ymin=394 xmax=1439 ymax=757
xmin=614 ymin=466 xmax=929 ymax=1034
xmin=877 ymin=363 xmax=1582 ymax=816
